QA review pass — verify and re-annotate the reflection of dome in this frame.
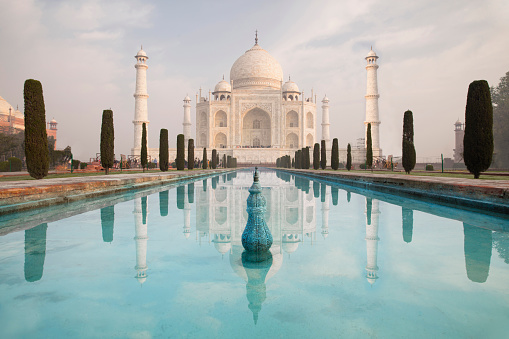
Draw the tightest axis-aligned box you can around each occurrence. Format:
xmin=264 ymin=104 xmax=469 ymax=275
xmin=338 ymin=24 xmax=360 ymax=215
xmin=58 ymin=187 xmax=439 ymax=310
xmin=367 ymin=277 xmax=377 ymax=285
xmin=230 ymin=245 xmax=283 ymax=282
xmin=282 ymin=234 xmax=300 ymax=254
xmin=282 ymin=80 xmax=299 ymax=93
xmin=214 ymin=80 xmax=231 ymax=93
xmin=213 ymin=234 xmax=231 ymax=254
xmin=230 ymin=43 xmax=283 ymax=90
xmin=136 ymin=276 xmax=147 ymax=284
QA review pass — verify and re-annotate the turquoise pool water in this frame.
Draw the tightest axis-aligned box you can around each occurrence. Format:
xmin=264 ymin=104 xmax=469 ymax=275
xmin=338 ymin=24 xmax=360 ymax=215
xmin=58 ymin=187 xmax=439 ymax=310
xmin=0 ymin=169 xmax=508 ymax=338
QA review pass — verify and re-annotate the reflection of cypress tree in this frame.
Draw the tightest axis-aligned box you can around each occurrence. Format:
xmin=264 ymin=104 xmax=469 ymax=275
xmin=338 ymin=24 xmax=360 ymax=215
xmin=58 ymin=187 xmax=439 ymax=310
xmin=24 ymin=223 xmax=48 ymax=282
xmin=177 ymin=186 xmax=185 ymax=210
xmin=202 ymin=179 xmax=207 ymax=191
xmin=331 ymin=187 xmax=338 ymax=206
xmin=100 ymin=205 xmax=115 ymax=242
xmin=222 ymin=174 xmax=227 ymax=183
xmin=302 ymin=178 xmax=310 ymax=194
xmin=212 ymin=176 xmax=217 ymax=190
xmin=188 ymin=183 xmax=195 ymax=204
xmin=402 ymin=207 xmax=413 ymax=243
xmin=347 ymin=191 xmax=351 ymax=203
xmin=463 ymin=223 xmax=492 ymax=283
xmin=366 ymin=198 xmax=372 ymax=226
xmin=493 ymin=231 xmax=509 ymax=264
xmin=141 ymin=196 xmax=148 ymax=225
xmin=321 ymin=183 xmax=326 ymax=203
xmin=159 ymin=191 xmax=169 ymax=217
xmin=313 ymin=181 xmax=320 ymax=198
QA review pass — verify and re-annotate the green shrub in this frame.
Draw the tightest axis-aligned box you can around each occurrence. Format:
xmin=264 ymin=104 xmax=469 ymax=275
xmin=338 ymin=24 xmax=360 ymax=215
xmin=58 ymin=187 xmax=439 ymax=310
xmin=321 ymin=140 xmax=327 ymax=169
xmin=346 ymin=143 xmax=352 ymax=171
xmin=202 ymin=148 xmax=208 ymax=169
xmin=425 ymin=164 xmax=434 ymax=171
xmin=24 ymin=79 xmax=49 ymax=179
xmin=72 ymin=159 xmax=80 ymax=170
xmin=80 ymin=162 xmax=88 ymax=169
xmin=402 ymin=110 xmax=416 ymax=174
xmin=188 ymin=139 xmax=195 ymax=170
xmin=100 ymin=109 xmax=114 ymax=174
xmin=0 ymin=161 xmax=9 ymax=172
xmin=141 ymin=123 xmax=148 ymax=171
xmin=331 ymin=138 xmax=339 ymax=170
xmin=366 ymin=123 xmax=373 ymax=169
xmin=8 ymin=157 xmax=22 ymax=171
xmin=159 ymin=129 xmax=169 ymax=171
xmin=464 ymin=80 xmax=493 ymax=178
xmin=176 ymin=134 xmax=185 ymax=170
xmin=211 ymin=149 xmax=217 ymax=169
xmin=313 ymin=143 xmax=320 ymax=170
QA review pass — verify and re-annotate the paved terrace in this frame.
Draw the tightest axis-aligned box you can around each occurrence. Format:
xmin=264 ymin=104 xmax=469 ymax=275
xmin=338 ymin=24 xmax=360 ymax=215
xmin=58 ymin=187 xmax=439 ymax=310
xmin=279 ymin=169 xmax=509 ymax=215
xmin=0 ymin=169 xmax=232 ymax=215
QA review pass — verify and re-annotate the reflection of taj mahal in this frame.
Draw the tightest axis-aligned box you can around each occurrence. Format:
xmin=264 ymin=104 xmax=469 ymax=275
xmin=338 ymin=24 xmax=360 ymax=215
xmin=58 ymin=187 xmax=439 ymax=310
xmin=194 ymin=170 xmax=318 ymax=256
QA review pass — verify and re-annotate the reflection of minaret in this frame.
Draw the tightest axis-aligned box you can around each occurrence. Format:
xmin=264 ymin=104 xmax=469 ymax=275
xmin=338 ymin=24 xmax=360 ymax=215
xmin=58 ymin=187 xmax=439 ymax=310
xmin=134 ymin=197 xmax=148 ymax=284
xmin=24 ymin=223 xmax=48 ymax=282
xmin=402 ymin=207 xmax=413 ymax=243
xmin=464 ymin=223 xmax=492 ymax=283
xmin=365 ymin=198 xmax=380 ymax=285
xmin=101 ymin=206 xmax=114 ymax=243
xmin=321 ymin=185 xmax=329 ymax=239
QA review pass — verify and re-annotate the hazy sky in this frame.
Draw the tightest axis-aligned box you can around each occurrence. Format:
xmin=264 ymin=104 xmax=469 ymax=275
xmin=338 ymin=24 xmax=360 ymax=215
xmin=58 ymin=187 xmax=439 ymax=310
xmin=0 ymin=0 xmax=508 ymax=161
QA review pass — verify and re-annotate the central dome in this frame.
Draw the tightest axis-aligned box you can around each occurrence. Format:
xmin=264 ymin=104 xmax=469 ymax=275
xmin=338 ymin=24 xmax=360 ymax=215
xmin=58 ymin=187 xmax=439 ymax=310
xmin=230 ymin=43 xmax=283 ymax=90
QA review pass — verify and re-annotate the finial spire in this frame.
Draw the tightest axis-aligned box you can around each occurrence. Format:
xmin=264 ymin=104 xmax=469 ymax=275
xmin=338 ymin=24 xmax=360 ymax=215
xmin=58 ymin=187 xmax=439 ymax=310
xmin=289 ymin=75 xmax=291 ymax=81
xmin=255 ymin=30 xmax=258 ymax=44
xmin=370 ymin=45 xmax=372 ymax=50
xmin=141 ymin=44 xmax=143 ymax=50
xmin=222 ymin=74 xmax=224 ymax=80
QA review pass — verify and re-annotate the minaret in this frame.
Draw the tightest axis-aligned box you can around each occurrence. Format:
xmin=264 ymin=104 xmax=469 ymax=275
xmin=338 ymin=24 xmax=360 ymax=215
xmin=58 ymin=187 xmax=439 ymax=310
xmin=365 ymin=198 xmax=380 ymax=285
xmin=183 ymin=95 xmax=192 ymax=146
xmin=321 ymin=95 xmax=330 ymax=146
xmin=453 ymin=120 xmax=464 ymax=162
xmin=133 ymin=197 xmax=148 ymax=284
xmin=132 ymin=46 xmax=149 ymax=156
xmin=365 ymin=48 xmax=381 ymax=156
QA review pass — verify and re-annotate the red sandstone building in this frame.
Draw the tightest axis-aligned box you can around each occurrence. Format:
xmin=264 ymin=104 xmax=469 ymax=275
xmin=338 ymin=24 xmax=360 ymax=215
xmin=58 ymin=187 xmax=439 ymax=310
xmin=0 ymin=95 xmax=57 ymax=147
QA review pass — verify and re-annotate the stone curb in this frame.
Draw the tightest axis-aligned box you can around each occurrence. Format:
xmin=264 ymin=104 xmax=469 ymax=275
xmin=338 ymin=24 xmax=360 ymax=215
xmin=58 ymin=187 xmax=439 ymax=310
xmin=0 ymin=170 xmax=233 ymax=215
xmin=278 ymin=169 xmax=509 ymax=215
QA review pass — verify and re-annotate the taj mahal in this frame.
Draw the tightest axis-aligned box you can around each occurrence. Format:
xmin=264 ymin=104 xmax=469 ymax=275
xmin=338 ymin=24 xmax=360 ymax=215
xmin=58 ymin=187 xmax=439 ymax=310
xmin=132 ymin=33 xmax=382 ymax=165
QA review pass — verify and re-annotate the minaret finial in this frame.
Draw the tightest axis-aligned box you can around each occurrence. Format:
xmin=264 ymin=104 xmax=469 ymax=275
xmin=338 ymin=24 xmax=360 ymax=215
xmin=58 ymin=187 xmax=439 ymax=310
xmin=222 ymin=74 xmax=224 ymax=80
xmin=255 ymin=30 xmax=258 ymax=44
xmin=370 ymin=45 xmax=372 ymax=50
xmin=289 ymin=75 xmax=291 ymax=81
xmin=141 ymin=44 xmax=143 ymax=50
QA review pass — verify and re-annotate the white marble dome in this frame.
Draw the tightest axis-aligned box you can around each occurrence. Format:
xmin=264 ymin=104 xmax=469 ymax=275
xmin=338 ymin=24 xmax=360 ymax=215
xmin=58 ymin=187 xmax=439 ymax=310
xmin=136 ymin=48 xmax=147 ymax=57
xmin=0 ymin=96 xmax=14 ymax=115
xmin=214 ymin=79 xmax=232 ymax=93
xmin=282 ymin=80 xmax=299 ymax=93
xmin=366 ymin=49 xmax=377 ymax=58
xmin=230 ymin=43 xmax=283 ymax=90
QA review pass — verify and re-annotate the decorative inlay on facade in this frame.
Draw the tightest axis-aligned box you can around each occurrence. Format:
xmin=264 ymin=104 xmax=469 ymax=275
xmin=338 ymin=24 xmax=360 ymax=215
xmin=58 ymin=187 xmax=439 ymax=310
xmin=241 ymin=103 xmax=273 ymax=115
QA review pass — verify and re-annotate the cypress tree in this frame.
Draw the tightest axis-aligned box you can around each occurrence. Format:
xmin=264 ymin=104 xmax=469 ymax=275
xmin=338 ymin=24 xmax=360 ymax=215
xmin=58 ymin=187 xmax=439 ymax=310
xmin=23 ymin=79 xmax=49 ymax=179
xmin=223 ymin=154 xmax=226 ymax=168
xmin=211 ymin=149 xmax=217 ymax=169
xmin=366 ymin=123 xmax=373 ymax=169
xmin=188 ymin=139 xmax=194 ymax=170
xmin=176 ymin=134 xmax=185 ymax=170
xmin=291 ymin=157 xmax=295 ymax=168
xmin=464 ymin=80 xmax=493 ymax=178
xmin=202 ymin=148 xmax=208 ymax=169
xmin=346 ymin=143 xmax=352 ymax=171
xmin=313 ymin=143 xmax=320 ymax=169
xmin=159 ymin=129 xmax=169 ymax=171
xmin=296 ymin=150 xmax=301 ymax=169
xmin=100 ymin=109 xmax=114 ymax=175
xmin=227 ymin=155 xmax=232 ymax=168
xmin=402 ymin=110 xmax=416 ymax=174
xmin=321 ymin=140 xmax=327 ymax=170
xmin=141 ymin=123 xmax=148 ymax=171
xmin=331 ymin=138 xmax=339 ymax=170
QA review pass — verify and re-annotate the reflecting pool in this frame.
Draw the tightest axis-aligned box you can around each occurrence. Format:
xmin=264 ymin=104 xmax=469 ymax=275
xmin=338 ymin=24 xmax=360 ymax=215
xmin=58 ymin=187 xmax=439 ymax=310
xmin=1 ymin=169 xmax=509 ymax=338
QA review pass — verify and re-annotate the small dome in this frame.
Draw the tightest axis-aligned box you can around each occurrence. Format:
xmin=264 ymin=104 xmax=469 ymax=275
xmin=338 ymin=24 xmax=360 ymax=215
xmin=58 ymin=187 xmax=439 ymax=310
xmin=214 ymin=241 xmax=231 ymax=255
xmin=282 ymin=80 xmax=299 ymax=93
xmin=14 ymin=109 xmax=24 ymax=119
xmin=322 ymin=95 xmax=329 ymax=102
xmin=0 ymin=96 xmax=14 ymax=116
xmin=214 ymin=80 xmax=231 ymax=93
xmin=367 ymin=49 xmax=377 ymax=57
xmin=137 ymin=48 xmax=147 ymax=57
xmin=455 ymin=119 xmax=462 ymax=125
xmin=184 ymin=95 xmax=191 ymax=101
xmin=50 ymin=118 xmax=57 ymax=124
